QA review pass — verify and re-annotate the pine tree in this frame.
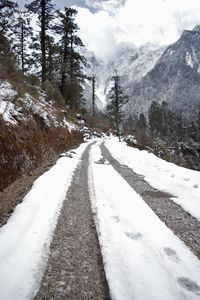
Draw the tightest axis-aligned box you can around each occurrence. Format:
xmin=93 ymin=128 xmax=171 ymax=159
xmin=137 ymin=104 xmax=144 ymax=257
xmin=137 ymin=113 xmax=147 ymax=130
xmin=54 ymin=7 xmax=85 ymax=109
xmin=46 ymin=35 xmax=58 ymax=82
xmin=0 ymin=0 xmax=17 ymax=33
xmin=11 ymin=11 xmax=33 ymax=76
xmin=148 ymin=101 xmax=162 ymax=135
xmin=107 ymin=74 xmax=128 ymax=141
xmin=26 ymin=0 xmax=55 ymax=88
xmin=0 ymin=31 xmax=15 ymax=76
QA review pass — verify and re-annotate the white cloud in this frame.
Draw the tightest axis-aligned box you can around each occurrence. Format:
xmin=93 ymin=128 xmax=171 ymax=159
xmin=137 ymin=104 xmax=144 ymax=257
xmin=75 ymin=0 xmax=200 ymax=60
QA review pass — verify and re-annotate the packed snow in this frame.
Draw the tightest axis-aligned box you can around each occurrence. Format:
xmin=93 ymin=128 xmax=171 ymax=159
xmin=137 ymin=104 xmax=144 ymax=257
xmin=0 ymin=143 xmax=88 ymax=300
xmin=105 ymin=138 xmax=200 ymax=221
xmin=89 ymin=143 xmax=200 ymax=300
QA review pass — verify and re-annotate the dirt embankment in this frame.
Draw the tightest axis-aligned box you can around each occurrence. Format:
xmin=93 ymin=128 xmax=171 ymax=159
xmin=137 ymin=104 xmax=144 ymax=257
xmin=0 ymin=114 xmax=83 ymax=226
xmin=0 ymin=116 xmax=83 ymax=192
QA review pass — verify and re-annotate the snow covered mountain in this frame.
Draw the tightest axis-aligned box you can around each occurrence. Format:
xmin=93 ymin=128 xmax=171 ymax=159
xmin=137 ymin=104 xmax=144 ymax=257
xmin=128 ymin=26 xmax=200 ymax=117
xmin=85 ymin=44 xmax=164 ymax=110
xmin=85 ymin=26 xmax=200 ymax=119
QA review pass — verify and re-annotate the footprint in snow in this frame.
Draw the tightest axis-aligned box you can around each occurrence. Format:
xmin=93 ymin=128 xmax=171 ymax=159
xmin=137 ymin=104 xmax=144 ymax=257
xmin=111 ymin=216 xmax=120 ymax=223
xmin=125 ymin=232 xmax=143 ymax=241
xmin=183 ymin=177 xmax=190 ymax=182
xmin=193 ymin=184 xmax=198 ymax=189
xmin=177 ymin=277 xmax=200 ymax=295
xmin=171 ymin=174 xmax=175 ymax=178
xmin=163 ymin=247 xmax=180 ymax=262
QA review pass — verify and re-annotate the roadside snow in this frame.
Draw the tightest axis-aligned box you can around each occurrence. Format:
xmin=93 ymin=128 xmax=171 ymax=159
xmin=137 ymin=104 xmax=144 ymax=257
xmin=105 ymin=138 xmax=200 ymax=221
xmin=0 ymin=142 xmax=88 ymax=300
xmin=0 ymin=81 xmax=19 ymax=124
xmin=89 ymin=143 xmax=200 ymax=300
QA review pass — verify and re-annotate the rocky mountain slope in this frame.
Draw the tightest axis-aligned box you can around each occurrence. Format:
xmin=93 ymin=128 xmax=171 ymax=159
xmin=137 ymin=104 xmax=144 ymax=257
xmin=85 ymin=44 xmax=164 ymax=110
xmin=129 ymin=26 xmax=200 ymax=117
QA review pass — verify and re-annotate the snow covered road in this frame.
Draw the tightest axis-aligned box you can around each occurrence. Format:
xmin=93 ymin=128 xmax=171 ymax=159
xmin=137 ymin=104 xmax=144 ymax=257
xmin=89 ymin=141 xmax=200 ymax=300
xmin=0 ymin=143 xmax=88 ymax=300
xmin=0 ymin=137 xmax=200 ymax=300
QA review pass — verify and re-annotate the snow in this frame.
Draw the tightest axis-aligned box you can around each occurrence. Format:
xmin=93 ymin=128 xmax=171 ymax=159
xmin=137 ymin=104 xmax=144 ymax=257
xmin=62 ymin=118 xmax=77 ymax=132
xmin=186 ymin=52 xmax=194 ymax=68
xmin=0 ymin=142 xmax=88 ymax=300
xmin=88 ymin=143 xmax=200 ymax=300
xmin=0 ymin=81 xmax=19 ymax=124
xmin=105 ymin=138 xmax=200 ymax=221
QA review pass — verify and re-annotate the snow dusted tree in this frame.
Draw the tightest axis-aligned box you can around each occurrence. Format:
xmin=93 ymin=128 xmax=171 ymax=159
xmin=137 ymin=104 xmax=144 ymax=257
xmin=26 ymin=0 xmax=55 ymax=88
xmin=107 ymin=74 xmax=128 ymax=141
xmin=0 ymin=0 xmax=17 ymax=33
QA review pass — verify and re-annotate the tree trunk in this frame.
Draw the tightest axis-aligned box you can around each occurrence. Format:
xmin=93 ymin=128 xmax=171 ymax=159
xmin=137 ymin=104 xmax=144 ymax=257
xmin=41 ymin=0 xmax=46 ymax=88
xmin=21 ymin=19 xmax=24 ymax=77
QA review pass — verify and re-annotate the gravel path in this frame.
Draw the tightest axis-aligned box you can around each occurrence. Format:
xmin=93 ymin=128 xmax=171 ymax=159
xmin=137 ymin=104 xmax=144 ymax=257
xmin=35 ymin=144 xmax=110 ymax=300
xmin=101 ymin=142 xmax=200 ymax=259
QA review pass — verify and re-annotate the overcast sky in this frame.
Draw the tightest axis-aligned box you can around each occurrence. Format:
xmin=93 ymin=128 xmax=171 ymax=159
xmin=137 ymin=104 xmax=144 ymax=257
xmin=18 ymin=0 xmax=200 ymax=61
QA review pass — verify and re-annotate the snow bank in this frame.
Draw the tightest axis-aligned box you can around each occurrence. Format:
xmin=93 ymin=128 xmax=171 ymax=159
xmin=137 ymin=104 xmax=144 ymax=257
xmin=105 ymin=138 xmax=200 ymax=221
xmin=89 ymin=143 xmax=200 ymax=300
xmin=0 ymin=142 xmax=87 ymax=300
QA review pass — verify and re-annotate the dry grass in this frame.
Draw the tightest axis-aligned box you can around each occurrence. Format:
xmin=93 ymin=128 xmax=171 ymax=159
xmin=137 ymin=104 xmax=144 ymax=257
xmin=0 ymin=116 xmax=83 ymax=192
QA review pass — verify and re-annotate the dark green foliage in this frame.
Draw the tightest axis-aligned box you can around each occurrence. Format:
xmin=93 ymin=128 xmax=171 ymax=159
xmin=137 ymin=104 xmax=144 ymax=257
xmin=107 ymin=75 xmax=128 ymax=140
xmin=0 ymin=0 xmax=18 ymax=33
xmin=0 ymin=31 xmax=16 ymax=76
xmin=55 ymin=7 xmax=86 ymax=109
xmin=148 ymin=100 xmax=200 ymax=146
xmin=137 ymin=113 xmax=147 ymax=130
xmin=11 ymin=11 xmax=33 ymax=75
xmin=26 ymin=0 xmax=55 ymax=86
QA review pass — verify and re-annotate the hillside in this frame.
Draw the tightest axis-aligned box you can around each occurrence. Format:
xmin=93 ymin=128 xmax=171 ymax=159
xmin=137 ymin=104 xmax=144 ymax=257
xmin=0 ymin=79 xmax=84 ymax=191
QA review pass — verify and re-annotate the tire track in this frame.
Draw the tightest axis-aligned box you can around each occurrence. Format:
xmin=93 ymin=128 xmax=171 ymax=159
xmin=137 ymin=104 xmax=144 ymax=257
xmin=35 ymin=143 xmax=110 ymax=300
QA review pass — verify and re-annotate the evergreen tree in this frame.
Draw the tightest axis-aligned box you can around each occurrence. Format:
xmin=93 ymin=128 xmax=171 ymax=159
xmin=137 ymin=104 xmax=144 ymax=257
xmin=46 ymin=35 xmax=58 ymax=82
xmin=26 ymin=0 xmax=55 ymax=87
xmin=107 ymin=74 xmax=128 ymax=141
xmin=0 ymin=31 xmax=15 ymax=76
xmin=160 ymin=101 xmax=168 ymax=137
xmin=11 ymin=11 xmax=33 ymax=76
xmin=148 ymin=101 xmax=162 ymax=135
xmin=55 ymin=7 xmax=85 ymax=109
xmin=137 ymin=113 xmax=147 ymax=130
xmin=0 ymin=0 xmax=17 ymax=33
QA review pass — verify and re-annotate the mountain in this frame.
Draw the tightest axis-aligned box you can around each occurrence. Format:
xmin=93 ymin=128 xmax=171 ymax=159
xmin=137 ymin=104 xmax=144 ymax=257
xmin=85 ymin=44 xmax=164 ymax=110
xmin=128 ymin=26 xmax=200 ymax=118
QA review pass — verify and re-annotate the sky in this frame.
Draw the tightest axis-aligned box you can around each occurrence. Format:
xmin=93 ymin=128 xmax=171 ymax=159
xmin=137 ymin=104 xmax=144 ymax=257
xmin=18 ymin=0 xmax=200 ymax=61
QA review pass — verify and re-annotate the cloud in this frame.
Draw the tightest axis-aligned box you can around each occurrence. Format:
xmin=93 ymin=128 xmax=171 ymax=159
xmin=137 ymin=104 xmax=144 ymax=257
xmin=75 ymin=0 xmax=200 ymax=61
